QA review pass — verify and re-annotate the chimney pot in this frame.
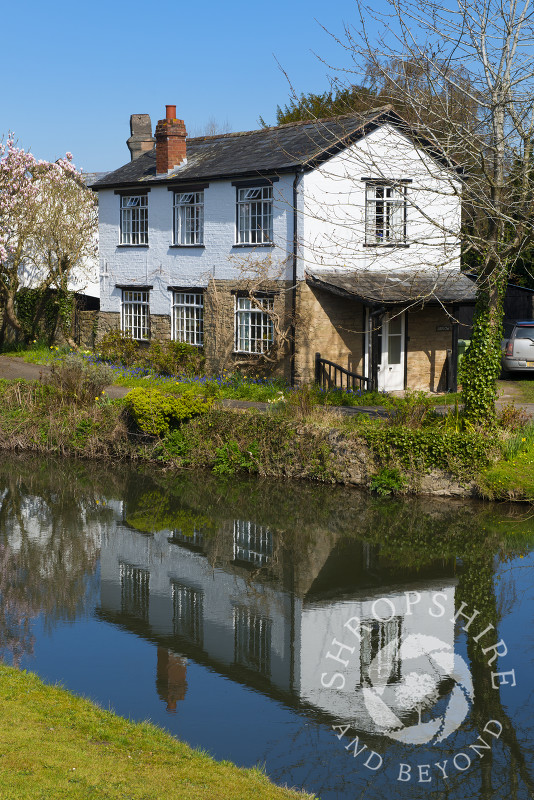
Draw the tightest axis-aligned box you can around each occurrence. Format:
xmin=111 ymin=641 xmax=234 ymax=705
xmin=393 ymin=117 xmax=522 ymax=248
xmin=166 ymin=105 xmax=177 ymax=121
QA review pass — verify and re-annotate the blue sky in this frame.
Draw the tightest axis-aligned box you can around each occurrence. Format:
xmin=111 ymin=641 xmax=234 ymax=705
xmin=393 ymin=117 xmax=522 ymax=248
xmin=1 ymin=0 xmax=364 ymax=173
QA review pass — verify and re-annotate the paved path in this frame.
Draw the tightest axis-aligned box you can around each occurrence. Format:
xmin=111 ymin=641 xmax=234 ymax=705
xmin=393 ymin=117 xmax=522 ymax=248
xmin=1 ymin=355 xmax=533 ymax=417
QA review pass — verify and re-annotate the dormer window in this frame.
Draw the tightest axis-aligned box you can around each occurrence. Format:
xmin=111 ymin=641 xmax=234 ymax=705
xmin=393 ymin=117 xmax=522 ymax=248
xmin=120 ymin=194 xmax=148 ymax=245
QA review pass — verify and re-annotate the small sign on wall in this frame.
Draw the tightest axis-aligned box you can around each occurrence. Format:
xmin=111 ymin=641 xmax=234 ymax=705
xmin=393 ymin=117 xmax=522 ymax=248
xmin=436 ymin=325 xmax=451 ymax=331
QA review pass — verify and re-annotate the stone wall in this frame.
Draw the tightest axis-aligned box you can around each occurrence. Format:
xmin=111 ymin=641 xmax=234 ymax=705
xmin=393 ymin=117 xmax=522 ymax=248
xmin=95 ymin=281 xmax=293 ymax=379
xmin=406 ymin=307 xmax=453 ymax=392
xmin=96 ymin=311 xmax=121 ymax=341
xmin=203 ymin=279 xmax=293 ymax=378
xmin=294 ymin=282 xmax=365 ymax=384
xmin=74 ymin=310 xmax=98 ymax=350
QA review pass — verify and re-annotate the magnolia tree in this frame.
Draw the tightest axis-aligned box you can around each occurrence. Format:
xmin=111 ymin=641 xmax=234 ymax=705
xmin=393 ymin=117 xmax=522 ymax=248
xmin=0 ymin=137 xmax=97 ymax=342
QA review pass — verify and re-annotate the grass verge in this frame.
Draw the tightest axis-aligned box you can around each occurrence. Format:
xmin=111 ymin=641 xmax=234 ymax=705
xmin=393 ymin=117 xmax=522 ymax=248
xmin=0 ymin=664 xmax=313 ymax=800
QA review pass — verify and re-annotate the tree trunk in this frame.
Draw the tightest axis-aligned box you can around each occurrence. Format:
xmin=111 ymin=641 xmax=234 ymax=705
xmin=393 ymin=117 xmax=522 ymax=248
xmin=459 ymin=265 xmax=506 ymax=425
xmin=3 ymin=293 xmax=23 ymax=339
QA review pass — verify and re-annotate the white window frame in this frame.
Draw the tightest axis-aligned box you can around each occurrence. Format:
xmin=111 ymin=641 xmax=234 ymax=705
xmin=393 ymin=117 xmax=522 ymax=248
xmin=365 ymin=183 xmax=407 ymax=245
xmin=172 ymin=291 xmax=204 ymax=346
xmin=120 ymin=194 xmax=148 ymax=245
xmin=236 ymin=186 xmax=273 ymax=245
xmin=233 ymin=605 xmax=272 ymax=676
xmin=173 ymin=191 xmax=204 ymax=245
xmin=234 ymin=295 xmax=274 ymax=354
xmin=121 ymin=289 xmax=150 ymax=341
xmin=233 ymin=520 xmax=273 ymax=567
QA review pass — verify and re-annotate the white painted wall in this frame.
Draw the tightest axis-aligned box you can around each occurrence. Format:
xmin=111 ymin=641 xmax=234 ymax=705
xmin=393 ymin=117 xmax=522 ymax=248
xmin=298 ymin=583 xmax=457 ymax=727
xmin=98 ymin=123 xmax=462 ymax=316
xmin=98 ymin=175 xmax=295 ymax=315
xmin=99 ymin=525 xmax=294 ymax=692
xmin=299 ymin=124 xmax=461 ymax=278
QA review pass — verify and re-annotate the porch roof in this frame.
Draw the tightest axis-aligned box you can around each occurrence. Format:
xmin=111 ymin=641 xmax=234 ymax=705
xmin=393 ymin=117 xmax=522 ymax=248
xmin=305 ymin=268 xmax=477 ymax=307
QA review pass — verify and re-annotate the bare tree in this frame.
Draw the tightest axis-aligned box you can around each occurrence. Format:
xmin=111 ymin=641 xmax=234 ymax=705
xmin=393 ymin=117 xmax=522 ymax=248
xmin=317 ymin=0 xmax=534 ymax=421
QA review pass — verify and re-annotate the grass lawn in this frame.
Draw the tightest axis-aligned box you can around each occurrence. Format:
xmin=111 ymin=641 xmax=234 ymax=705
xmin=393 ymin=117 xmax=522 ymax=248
xmin=480 ymin=430 xmax=534 ymax=500
xmin=0 ymin=343 xmax=61 ymax=364
xmin=0 ymin=664 xmax=313 ymax=800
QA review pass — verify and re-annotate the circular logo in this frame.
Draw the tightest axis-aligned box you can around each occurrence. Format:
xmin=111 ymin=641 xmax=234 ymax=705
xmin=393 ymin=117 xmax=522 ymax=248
xmin=362 ymin=634 xmax=474 ymax=745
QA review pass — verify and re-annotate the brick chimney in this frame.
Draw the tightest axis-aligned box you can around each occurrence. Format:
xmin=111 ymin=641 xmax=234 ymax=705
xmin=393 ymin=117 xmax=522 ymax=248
xmin=155 ymin=105 xmax=187 ymax=174
xmin=126 ymin=114 xmax=155 ymax=161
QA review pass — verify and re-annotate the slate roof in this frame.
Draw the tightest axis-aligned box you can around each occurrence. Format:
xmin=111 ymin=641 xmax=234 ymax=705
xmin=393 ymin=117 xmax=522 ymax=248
xmin=82 ymin=171 xmax=110 ymax=187
xmin=306 ymin=268 xmax=477 ymax=306
xmin=91 ymin=106 xmax=413 ymax=190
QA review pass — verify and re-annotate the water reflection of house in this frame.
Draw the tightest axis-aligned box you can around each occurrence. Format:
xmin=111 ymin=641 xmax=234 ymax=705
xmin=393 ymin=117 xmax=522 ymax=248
xmin=99 ymin=512 xmax=456 ymax=730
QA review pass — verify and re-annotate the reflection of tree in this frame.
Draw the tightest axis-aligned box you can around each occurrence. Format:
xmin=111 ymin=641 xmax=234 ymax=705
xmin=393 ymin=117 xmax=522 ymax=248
xmin=0 ymin=456 xmax=123 ymax=663
xmin=458 ymin=551 xmax=534 ymax=799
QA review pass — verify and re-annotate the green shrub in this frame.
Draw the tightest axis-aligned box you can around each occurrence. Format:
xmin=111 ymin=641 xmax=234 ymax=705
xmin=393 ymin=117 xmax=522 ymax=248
xmin=158 ymin=429 xmax=191 ymax=461
xmin=213 ymin=439 xmax=259 ymax=475
xmin=140 ymin=340 xmax=204 ymax=376
xmin=47 ymin=354 xmax=115 ymax=405
xmin=125 ymin=387 xmax=213 ymax=436
xmin=384 ymin=390 xmax=436 ymax=427
xmin=365 ymin=425 xmax=493 ymax=477
xmin=370 ymin=467 xmax=406 ymax=495
xmin=98 ymin=329 xmax=139 ymax=366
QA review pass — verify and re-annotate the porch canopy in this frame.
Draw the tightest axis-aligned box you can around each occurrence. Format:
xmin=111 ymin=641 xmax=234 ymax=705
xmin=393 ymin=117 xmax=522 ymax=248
xmin=305 ymin=268 xmax=477 ymax=307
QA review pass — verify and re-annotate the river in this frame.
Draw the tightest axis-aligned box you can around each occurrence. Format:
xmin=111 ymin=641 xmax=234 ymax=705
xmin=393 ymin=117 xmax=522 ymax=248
xmin=0 ymin=455 xmax=532 ymax=799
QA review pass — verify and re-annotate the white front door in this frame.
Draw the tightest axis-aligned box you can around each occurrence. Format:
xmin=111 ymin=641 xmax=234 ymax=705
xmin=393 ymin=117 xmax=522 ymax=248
xmin=377 ymin=312 xmax=405 ymax=391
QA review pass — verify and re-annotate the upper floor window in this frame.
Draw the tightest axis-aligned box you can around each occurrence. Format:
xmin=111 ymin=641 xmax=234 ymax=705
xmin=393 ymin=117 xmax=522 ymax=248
xmin=174 ymin=191 xmax=204 ymax=245
xmin=365 ymin=183 xmax=407 ymax=245
xmin=235 ymin=295 xmax=274 ymax=354
xmin=172 ymin=291 xmax=204 ymax=346
xmin=122 ymin=289 xmax=150 ymax=340
xmin=237 ymin=186 xmax=273 ymax=245
xmin=120 ymin=194 xmax=148 ymax=245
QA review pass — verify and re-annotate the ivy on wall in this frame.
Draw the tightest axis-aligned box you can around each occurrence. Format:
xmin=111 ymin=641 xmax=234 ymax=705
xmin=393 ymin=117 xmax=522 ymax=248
xmin=458 ymin=273 xmax=506 ymax=426
xmin=15 ymin=288 xmax=75 ymax=343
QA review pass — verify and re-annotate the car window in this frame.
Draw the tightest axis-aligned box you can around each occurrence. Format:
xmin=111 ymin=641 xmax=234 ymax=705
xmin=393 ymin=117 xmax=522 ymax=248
xmin=514 ymin=326 xmax=534 ymax=339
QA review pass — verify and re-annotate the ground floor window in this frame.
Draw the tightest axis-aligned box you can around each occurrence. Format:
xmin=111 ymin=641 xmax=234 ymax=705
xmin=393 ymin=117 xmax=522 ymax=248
xmin=234 ymin=295 xmax=274 ymax=354
xmin=121 ymin=289 xmax=150 ymax=340
xmin=172 ymin=291 xmax=204 ymax=346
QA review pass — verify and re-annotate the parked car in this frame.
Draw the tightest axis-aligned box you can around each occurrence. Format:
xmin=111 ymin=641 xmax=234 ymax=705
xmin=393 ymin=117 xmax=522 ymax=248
xmin=501 ymin=320 xmax=534 ymax=374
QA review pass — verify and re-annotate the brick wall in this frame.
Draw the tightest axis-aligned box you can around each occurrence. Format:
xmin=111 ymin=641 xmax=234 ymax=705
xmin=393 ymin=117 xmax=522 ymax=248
xmin=294 ymin=282 xmax=365 ymax=383
xmin=406 ymin=307 xmax=453 ymax=392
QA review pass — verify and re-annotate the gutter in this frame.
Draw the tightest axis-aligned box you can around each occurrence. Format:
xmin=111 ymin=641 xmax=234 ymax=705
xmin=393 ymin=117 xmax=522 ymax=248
xmin=290 ymin=168 xmax=303 ymax=386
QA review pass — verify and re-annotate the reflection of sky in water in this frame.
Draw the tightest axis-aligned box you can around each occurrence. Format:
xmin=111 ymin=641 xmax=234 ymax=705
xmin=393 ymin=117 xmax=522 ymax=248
xmin=0 ymin=461 xmax=532 ymax=800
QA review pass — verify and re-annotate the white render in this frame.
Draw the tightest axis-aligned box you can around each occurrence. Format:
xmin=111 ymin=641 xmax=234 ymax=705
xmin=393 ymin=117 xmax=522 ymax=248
xmin=98 ymin=174 xmax=296 ymax=317
xmin=98 ymin=122 xmax=462 ymax=317
xmin=299 ymin=124 xmax=461 ymax=277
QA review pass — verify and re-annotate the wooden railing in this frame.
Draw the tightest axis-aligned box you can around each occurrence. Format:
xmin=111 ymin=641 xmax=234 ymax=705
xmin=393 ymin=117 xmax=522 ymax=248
xmin=314 ymin=352 xmax=373 ymax=392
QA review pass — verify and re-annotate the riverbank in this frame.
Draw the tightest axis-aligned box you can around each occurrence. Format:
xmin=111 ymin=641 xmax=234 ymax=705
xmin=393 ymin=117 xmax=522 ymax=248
xmin=0 ymin=664 xmax=312 ymax=800
xmin=0 ymin=373 xmax=531 ymax=501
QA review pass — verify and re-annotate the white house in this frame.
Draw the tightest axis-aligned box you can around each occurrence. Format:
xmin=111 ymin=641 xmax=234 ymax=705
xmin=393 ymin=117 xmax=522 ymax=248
xmin=98 ymin=505 xmax=459 ymax=734
xmin=92 ymin=105 xmax=480 ymax=391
